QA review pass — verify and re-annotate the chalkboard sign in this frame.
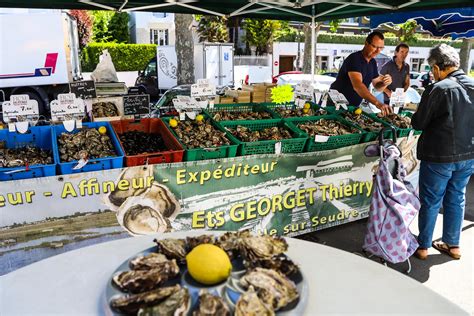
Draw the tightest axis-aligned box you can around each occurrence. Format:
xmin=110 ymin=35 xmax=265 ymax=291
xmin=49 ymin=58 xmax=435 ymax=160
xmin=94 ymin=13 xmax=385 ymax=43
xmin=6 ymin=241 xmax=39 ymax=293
xmin=69 ymin=80 xmax=96 ymax=99
xmin=123 ymin=94 xmax=150 ymax=115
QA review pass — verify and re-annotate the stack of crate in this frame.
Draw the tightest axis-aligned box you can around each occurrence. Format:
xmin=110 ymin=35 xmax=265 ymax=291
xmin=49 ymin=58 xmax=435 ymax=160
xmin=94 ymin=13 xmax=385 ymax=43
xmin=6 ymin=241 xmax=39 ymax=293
xmin=265 ymin=83 xmax=277 ymax=102
xmin=242 ymin=84 xmax=266 ymax=103
xmin=215 ymin=95 xmax=235 ymax=104
xmin=225 ymin=89 xmax=252 ymax=103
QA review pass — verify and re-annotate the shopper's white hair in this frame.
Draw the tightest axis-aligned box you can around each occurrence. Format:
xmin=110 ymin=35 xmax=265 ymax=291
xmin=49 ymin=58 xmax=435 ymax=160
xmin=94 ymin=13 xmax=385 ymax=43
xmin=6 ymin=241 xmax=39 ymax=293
xmin=427 ymin=43 xmax=460 ymax=70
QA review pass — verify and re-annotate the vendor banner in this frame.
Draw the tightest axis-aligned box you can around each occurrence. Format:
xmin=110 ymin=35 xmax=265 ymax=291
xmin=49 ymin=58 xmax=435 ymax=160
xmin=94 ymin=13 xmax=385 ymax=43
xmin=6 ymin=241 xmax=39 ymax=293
xmin=0 ymin=138 xmax=419 ymax=275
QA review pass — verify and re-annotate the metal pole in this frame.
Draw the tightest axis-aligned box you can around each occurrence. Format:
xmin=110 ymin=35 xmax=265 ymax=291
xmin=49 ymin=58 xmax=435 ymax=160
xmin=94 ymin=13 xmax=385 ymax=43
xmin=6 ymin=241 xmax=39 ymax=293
xmin=311 ymin=16 xmax=315 ymax=83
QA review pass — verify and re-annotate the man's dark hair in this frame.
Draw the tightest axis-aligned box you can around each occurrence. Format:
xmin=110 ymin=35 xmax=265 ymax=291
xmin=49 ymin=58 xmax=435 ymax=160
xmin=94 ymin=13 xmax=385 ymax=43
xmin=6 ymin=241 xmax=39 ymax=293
xmin=395 ymin=43 xmax=409 ymax=52
xmin=366 ymin=31 xmax=384 ymax=44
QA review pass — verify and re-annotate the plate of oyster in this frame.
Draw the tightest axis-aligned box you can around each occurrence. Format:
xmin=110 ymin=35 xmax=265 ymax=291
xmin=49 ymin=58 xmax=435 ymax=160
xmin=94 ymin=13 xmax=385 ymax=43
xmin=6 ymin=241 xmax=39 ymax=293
xmin=105 ymin=231 xmax=308 ymax=315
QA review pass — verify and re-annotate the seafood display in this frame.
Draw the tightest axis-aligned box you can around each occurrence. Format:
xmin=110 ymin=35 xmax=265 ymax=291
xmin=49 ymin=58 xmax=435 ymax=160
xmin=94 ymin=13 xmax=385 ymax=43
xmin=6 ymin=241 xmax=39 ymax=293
xmin=377 ymin=113 xmax=412 ymax=128
xmin=118 ymin=131 xmax=167 ymax=155
xmin=171 ymin=119 xmax=231 ymax=149
xmin=275 ymin=107 xmax=327 ymax=118
xmin=297 ymin=119 xmax=360 ymax=136
xmin=212 ymin=110 xmax=272 ymax=121
xmin=92 ymin=101 xmax=119 ymax=118
xmin=0 ymin=145 xmax=52 ymax=168
xmin=227 ymin=126 xmax=292 ymax=142
xmin=106 ymin=232 xmax=306 ymax=315
xmin=57 ymin=127 xmax=116 ymax=162
xmin=340 ymin=112 xmax=384 ymax=132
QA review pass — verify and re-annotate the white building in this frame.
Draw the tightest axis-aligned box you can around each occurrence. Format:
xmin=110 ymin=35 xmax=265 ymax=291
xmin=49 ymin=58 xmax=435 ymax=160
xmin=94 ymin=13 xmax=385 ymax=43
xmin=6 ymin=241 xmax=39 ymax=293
xmin=128 ymin=12 xmax=176 ymax=45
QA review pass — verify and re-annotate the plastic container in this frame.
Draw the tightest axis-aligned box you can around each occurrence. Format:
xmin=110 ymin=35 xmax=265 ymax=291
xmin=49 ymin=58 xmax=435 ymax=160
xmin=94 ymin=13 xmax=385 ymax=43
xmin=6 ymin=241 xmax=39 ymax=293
xmin=220 ymin=119 xmax=307 ymax=156
xmin=90 ymin=96 xmax=125 ymax=122
xmin=162 ymin=115 xmax=238 ymax=161
xmin=262 ymin=101 xmax=330 ymax=119
xmin=52 ymin=122 xmax=124 ymax=175
xmin=364 ymin=111 xmax=418 ymax=138
xmin=111 ymin=118 xmax=184 ymax=167
xmin=286 ymin=115 xmax=364 ymax=152
xmin=0 ymin=126 xmax=57 ymax=181
xmin=204 ymin=103 xmax=277 ymax=122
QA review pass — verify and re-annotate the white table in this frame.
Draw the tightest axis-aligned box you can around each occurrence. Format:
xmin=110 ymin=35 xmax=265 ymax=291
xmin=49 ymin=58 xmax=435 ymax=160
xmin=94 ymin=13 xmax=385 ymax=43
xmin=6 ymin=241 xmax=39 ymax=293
xmin=0 ymin=231 xmax=469 ymax=316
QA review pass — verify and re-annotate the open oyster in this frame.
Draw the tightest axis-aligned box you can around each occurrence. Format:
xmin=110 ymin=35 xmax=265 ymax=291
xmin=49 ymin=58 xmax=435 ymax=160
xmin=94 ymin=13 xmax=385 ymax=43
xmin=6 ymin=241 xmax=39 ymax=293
xmin=105 ymin=167 xmax=154 ymax=210
xmin=240 ymin=268 xmax=299 ymax=310
xmin=113 ymin=260 xmax=180 ymax=293
xmin=138 ymin=287 xmax=190 ymax=316
xmin=154 ymin=238 xmax=188 ymax=262
xmin=216 ymin=230 xmax=252 ymax=259
xmin=186 ymin=234 xmax=215 ymax=250
xmin=130 ymin=253 xmax=171 ymax=270
xmin=193 ymin=291 xmax=230 ymax=316
xmin=235 ymin=286 xmax=274 ymax=316
xmin=244 ymin=254 xmax=299 ymax=276
xmin=110 ymin=285 xmax=181 ymax=314
xmin=239 ymin=235 xmax=288 ymax=261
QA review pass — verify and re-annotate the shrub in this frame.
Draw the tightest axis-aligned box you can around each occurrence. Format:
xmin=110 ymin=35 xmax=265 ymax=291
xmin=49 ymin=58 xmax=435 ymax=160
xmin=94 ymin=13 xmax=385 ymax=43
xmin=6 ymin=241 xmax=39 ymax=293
xmin=81 ymin=43 xmax=157 ymax=72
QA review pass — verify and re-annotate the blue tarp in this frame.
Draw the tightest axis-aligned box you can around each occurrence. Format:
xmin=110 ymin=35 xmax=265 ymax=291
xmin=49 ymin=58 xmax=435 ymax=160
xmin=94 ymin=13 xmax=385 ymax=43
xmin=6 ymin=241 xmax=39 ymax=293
xmin=371 ymin=7 xmax=474 ymax=39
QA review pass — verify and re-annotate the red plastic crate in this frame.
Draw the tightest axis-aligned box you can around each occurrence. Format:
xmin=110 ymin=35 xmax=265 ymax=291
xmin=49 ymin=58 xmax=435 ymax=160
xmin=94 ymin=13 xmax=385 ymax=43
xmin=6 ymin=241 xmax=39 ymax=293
xmin=111 ymin=118 xmax=184 ymax=166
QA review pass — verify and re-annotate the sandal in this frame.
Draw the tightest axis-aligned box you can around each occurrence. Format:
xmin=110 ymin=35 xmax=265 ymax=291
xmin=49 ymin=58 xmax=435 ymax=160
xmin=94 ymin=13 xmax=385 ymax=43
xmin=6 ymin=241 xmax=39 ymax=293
xmin=414 ymin=247 xmax=428 ymax=260
xmin=432 ymin=241 xmax=461 ymax=260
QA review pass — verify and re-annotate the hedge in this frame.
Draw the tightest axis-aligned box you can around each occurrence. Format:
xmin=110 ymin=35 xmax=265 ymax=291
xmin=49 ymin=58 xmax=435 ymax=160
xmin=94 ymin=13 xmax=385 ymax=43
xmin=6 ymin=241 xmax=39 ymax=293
xmin=81 ymin=43 xmax=157 ymax=72
xmin=314 ymin=33 xmax=462 ymax=48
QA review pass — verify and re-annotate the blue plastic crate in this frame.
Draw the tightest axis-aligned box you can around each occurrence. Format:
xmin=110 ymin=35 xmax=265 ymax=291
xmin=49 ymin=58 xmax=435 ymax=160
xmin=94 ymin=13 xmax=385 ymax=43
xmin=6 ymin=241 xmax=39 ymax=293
xmin=52 ymin=122 xmax=124 ymax=175
xmin=0 ymin=126 xmax=57 ymax=181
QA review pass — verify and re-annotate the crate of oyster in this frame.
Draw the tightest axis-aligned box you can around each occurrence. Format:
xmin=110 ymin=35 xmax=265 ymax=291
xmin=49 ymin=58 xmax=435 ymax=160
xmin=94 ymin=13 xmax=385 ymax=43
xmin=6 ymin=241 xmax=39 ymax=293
xmin=364 ymin=111 xmax=419 ymax=138
xmin=110 ymin=118 xmax=184 ymax=167
xmin=262 ymin=101 xmax=329 ymax=119
xmin=326 ymin=106 xmax=393 ymax=143
xmin=287 ymin=115 xmax=364 ymax=152
xmin=162 ymin=113 xmax=238 ymax=161
xmin=204 ymin=103 xmax=278 ymax=123
xmin=52 ymin=122 xmax=124 ymax=175
xmin=220 ymin=119 xmax=307 ymax=156
xmin=91 ymin=96 xmax=125 ymax=122
xmin=0 ymin=126 xmax=57 ymax=181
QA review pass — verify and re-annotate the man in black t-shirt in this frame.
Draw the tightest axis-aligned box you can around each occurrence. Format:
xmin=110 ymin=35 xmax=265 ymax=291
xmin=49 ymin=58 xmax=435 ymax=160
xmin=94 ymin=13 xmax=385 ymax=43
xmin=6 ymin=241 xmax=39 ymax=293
xmin=330 ymin=31 xmax=393 ymax=115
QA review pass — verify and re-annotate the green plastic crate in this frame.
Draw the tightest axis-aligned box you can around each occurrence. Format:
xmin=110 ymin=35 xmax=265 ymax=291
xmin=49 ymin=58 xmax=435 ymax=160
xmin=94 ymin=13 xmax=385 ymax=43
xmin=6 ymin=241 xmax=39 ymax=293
xmin=262 ymin=101 xmax=330 ymax=119
xmin=286 ymin=115 xmax=364 ymax=152
xmin=220 ymin=119 xmax=307 ymax=156
xmin=365 ymin=111 xmax=419 ymax=138
xmin=204 ymin=103 xmax=277 ymax=122
xmin=162 ymin=115 xmax=238 ymax=161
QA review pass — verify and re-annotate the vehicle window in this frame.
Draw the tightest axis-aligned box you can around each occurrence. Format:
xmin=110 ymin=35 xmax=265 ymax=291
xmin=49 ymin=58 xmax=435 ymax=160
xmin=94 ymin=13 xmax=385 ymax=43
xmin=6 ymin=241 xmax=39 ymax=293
xmin=410 ymin=73 xmax=418 ymax=79
xmin=144 ymin=60 xmax=157 ymax=77
xmin=421 ymin=74 xmax=428 ymax=80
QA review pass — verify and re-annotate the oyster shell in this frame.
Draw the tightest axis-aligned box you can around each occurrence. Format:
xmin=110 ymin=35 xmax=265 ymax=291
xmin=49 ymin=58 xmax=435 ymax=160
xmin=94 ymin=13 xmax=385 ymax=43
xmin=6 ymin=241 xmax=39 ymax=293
xmin=106 ymin=167 xmax=154 ymax=210
xmin=235 ymin=286 xmax=274 ymax=316
xmin=110 ymin=285 xmax=180 ymax=314
xmin=377 ymin=113 xmax=411 ymax=128
xmin=130 ymin=253 xmax=170 ymax=270
xmin=138 ymin=287 xmax=190 ymax=316
xmin=112 ymin=260 xmax=180 ymax=293
xmin=57 ymin=127 xmax=116 ymax=162
xmin=216 ymin=230 xmax=252 ymax=259
xmin=245 ymin=254 xmax=299 ymax=276
xmin=92 ymin=101 xmax=119 ymax=118
xmin=0 ymin=146 xmax=52 ymax=168
xmin=186 ymin=234 xmax=215 ymax=250
xmin=239 ymin=235 xmax=288 ymax=261
xmin=193 ymin=291 xmax=230 ymax=316
xmin=154 ymin=238 xmax=188 ymax=262
xmin=240 ymin=268 xmax=299 ymax=310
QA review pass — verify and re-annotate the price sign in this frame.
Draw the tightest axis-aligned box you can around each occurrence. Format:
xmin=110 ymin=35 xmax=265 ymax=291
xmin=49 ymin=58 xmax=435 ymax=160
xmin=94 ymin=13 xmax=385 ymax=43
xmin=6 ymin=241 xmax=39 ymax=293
xmin=172 ymin=95 xmax=207 ymax=111
xmin=123 ymin=94 xmax=150 ymax=116
xmin=295 ymin=98 xmax=306 ymax=109
xmin=50 ymin=93 xmax=85 ymax=121
xmin=328 ymin=89 xmax=349 ymax=105
xmin=191 ymin=79 xmax=216 ymax=97
xmin=390 ymin=88 xmax=405 ymax=110
xmin=69 ymin=80 xmax=96 ymax=99
xmin=2 ymin=95 xmax=39 ymax=123
xmin=294 ymin=80 xmax=313 ymax=97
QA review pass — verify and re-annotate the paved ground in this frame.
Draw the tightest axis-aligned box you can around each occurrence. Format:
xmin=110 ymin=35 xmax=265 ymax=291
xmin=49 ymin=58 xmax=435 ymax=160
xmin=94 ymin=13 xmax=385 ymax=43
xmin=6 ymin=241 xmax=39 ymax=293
xmin=296 ymin=178 xmax=474 ymax=314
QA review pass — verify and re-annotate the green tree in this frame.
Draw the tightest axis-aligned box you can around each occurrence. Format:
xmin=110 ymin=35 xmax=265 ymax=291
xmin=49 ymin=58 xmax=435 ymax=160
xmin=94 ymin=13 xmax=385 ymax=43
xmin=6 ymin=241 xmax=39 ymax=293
xmin=197 ymin=15 xmax=229 ymax=43
xmin=69 ymin=10 xmax=93 ymax=49
xmin=90 ymin=11 xmax=114 ymax=42
xmin=243 ymin=19 xmax=281 ymax=55
xmin=379 ymin=20 xmax=418 ymax=42
xmin=108 ymin=12 xmax=130 ymax=43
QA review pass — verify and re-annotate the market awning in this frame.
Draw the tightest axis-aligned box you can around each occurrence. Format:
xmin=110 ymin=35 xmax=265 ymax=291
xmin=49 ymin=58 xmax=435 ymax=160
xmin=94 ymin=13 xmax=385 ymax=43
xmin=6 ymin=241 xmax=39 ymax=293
xmin=0 ymin=0 xmax=472 ymax=22
xmin=371 ymin=7 xmax=474 ymax=39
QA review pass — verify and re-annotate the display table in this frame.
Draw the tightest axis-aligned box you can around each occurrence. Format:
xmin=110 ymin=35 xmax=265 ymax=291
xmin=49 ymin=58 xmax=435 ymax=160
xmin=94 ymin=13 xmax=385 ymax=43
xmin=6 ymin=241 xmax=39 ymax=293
xmin=0 ymin=231 xmax=468 ymax=315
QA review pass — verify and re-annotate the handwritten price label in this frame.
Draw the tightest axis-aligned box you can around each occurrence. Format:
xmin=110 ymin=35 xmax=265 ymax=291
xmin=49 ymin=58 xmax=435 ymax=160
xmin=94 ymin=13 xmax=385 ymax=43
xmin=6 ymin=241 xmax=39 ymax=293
xmin=2 ymin=94 xmax=39 ymax=123
xmin=294 ymin=80 xmax=313 ymax=97
xmin=50 ymin=93 xmax=85 ymax=121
